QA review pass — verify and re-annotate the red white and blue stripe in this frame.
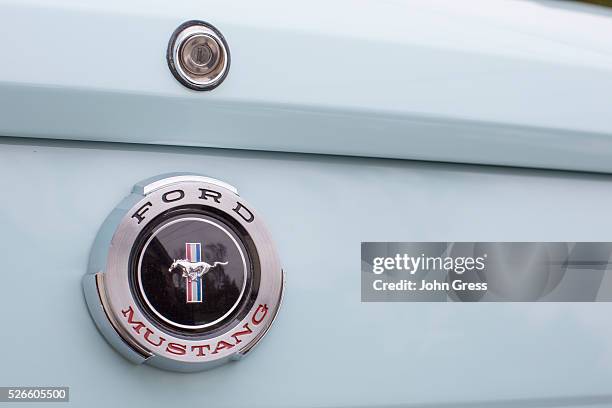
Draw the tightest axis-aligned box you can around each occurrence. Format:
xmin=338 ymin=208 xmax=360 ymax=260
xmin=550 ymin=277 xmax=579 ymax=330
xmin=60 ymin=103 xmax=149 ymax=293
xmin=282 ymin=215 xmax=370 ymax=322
xmin=185 ymin=242 xmax=203 ymax=303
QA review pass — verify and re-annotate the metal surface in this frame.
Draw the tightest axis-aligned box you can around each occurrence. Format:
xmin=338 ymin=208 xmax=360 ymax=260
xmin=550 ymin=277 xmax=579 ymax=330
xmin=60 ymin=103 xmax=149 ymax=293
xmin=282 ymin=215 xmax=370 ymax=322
xmin=167 ymin=21 xmax=230 ymax=90
xmin=82 ymin=174 xmax=284 ymax=372
xmin=0 ymin=0 xmax=611 ymax=404
xmin=94 ymin=273 xmax=153 ymax=359
xmin=180 ymin=35 xmax=219 ymax=75
xmin=1 ymin=0 xmax=612 ymax=172
xmin=135 ymin=174 xmax=238 ymax=196
xmin=1 ymin=137 xmax=612 ymax=406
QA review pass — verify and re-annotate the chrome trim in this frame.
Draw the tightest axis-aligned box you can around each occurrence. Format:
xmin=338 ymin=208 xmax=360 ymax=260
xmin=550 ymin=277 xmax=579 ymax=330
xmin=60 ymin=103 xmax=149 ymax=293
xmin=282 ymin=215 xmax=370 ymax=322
xmin=83 ymin=173 xmax=283 ymax=372
xmin=167 ymin=21 xmax=230 ymax=91
xmin=135 ymin=174 xmax=238 ymax=196
xmin=95 ymin=273 xmax=153 ymax=359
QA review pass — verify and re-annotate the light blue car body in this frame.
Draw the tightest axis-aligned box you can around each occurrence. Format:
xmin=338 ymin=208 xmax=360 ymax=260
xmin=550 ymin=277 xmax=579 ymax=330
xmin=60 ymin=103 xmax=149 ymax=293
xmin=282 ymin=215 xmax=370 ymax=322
xmin=1 ymin=0 xmax=612 ymax=406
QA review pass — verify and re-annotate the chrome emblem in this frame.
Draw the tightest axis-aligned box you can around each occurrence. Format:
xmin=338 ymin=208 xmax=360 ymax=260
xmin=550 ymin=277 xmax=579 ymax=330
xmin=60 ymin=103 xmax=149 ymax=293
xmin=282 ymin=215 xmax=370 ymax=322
xmin=169 ymin=243 xmax=229 ymax=304
xmin=82 ymin=174 xmax=284 ymax=372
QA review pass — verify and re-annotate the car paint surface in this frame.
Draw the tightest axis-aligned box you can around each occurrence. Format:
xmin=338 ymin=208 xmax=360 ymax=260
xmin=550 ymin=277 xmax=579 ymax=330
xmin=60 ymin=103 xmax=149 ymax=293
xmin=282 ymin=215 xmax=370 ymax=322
xmin=1 ymin=0 xmax=612 ymax=406
xmin=1 ymin=0 xmax=612 ymax=172
xmin=0 ymin=138 xmax=611 ymax=407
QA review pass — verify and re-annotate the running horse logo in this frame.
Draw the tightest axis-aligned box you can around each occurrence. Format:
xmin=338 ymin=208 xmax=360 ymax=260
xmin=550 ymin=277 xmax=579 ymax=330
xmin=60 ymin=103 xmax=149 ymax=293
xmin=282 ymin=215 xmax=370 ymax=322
xmin=168 ymin=243 xmax=228 ymax=303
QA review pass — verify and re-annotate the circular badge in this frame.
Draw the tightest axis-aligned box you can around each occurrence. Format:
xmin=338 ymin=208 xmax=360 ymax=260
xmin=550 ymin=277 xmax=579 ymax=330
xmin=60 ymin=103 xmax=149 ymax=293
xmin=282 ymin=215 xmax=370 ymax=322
xmin=83 ymin=174 xmax=284 ymax=372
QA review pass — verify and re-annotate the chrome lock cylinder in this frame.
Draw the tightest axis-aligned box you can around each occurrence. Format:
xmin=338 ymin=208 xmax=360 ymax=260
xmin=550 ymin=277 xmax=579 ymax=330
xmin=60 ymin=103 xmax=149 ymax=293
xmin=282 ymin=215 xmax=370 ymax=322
xmin=167 ymin=21 xmax=230 ymax=91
